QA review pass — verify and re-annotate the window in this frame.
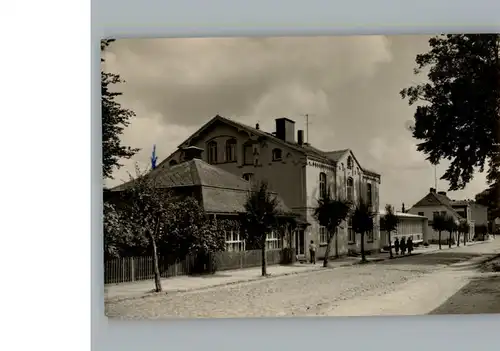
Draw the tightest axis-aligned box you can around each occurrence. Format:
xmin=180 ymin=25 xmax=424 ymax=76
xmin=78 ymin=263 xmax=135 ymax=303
xmin=225 ymin=230 xmax=245 ymax=252
xmin=366 ymin=183 xmax=373 ymax=207
xmin=207 ymin=141 xmax=218 ymax=164
xmin=266 ymin=231 xmax=281 ymax=250
xmin=319 ymin=226 xmax=328 ymax=244
xmin=418 ymin=212 xmax=424 ymax=216
xmin=367 ymin=229 xmax=374 ymax=242
xmin=225 ymin=139 xmax=237 ymax=162
xmin=242 ymin=173 xmax=254 ymax=182
xmin=319 ymin=172 xmax=327 ymax=199
xmin=169 ymin=160 xmax=178 ymax=166
xmin=347 ymin=156 xmax=353 ymax=169
xmin=272 ymin=148 xmax=282 ymax=161
xmin=243 ymin=143 xmax=253 ymax=165
xmin=432 ymin=211 xmax=439 ymax=219
xmin=348 ymin=217 xmax=355 ymax=243
xmin=347 ymin=177 xmax=354 ymax=202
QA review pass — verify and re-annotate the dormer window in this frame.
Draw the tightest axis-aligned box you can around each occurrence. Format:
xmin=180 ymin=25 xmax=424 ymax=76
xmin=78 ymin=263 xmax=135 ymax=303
xmin=347 ymin=156 xmax=353 ymax=170
xmin=225 ymin=139 xmax=237 ymax=162
xmin=207 ymin=141 xmax=218 ymax=164
xmin=272 ymin=148 xmax=282 ymax=161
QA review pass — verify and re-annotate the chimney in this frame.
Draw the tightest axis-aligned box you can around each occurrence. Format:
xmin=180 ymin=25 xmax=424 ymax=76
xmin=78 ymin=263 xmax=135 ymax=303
xmin=438 ymin=191 xmax=447 ymax=197
xmin=182 ymin=146 xmax=204 ymax=161
xmin=430 ymin=188 xmax=436 ymax=193
xmin=255 ymin=123 xmax=260 ymax=130
xmin=275 ymin=118 xmax=295 ymax=143
xmin=402 ymin=203 xmax=405 ymax=213
xmin=297 ymin=130 xmax=304 ymax=146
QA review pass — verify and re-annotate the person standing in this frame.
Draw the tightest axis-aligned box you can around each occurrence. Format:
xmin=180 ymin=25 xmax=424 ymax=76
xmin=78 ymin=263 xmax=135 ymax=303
xmin=394 ymin=237 xmax=400 ymax=255
xmin=407 ymin=236 xmax=414 ymax=255
xmin=400 ymin=237 xmax=407 ymax=255
xmin=309 ymin=240 xmax=316 ymax=264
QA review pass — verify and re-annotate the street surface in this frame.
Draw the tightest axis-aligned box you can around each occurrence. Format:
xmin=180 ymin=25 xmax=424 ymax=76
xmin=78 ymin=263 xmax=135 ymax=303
xmin=105 ymin=240 xmax=500 ymax=319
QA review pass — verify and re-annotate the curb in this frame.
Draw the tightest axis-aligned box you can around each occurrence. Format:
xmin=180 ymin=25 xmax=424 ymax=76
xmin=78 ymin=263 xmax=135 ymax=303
xmin=105 ymin=241 xmax=494 ymax=303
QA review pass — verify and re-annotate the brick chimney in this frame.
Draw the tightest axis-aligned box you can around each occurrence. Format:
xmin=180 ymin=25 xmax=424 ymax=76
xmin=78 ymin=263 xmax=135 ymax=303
xmin=297 ymin=130 xmax=304 ymax=146
xmin=275 ymin=118 xmax=295 ymax=143
xmin=438 ymin=191 xmax=447 ymax=197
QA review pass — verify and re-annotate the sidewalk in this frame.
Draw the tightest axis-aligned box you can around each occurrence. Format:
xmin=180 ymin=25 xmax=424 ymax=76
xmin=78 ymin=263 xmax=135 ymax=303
xmin=104 ymin=241 xmax=488 ymax=302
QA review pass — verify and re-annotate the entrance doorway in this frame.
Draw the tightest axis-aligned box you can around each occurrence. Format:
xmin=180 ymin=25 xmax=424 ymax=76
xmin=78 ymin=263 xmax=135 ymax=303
xmin=295 ymin=229 xmax=305 ymax=256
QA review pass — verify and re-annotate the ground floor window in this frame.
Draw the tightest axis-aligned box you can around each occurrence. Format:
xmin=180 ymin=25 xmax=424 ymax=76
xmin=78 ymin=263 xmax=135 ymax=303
xmin=348 ymin=218 xmax=355 ymax=243
xmin=266 ymin=231 xmax=281 ymax=250
xmin=319 ymin=226 xmax=328 ymax=245
xmin=225 ymin=230 xmax=245 ymax=252
xmin=367 ymin=229 xmax=374 ymax=242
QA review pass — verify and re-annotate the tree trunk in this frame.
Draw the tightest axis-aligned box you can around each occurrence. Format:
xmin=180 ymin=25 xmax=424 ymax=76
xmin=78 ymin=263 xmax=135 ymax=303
xmin=335 ymin=227 xmax=339 ymax=258
xmin=388 ymin=231 xmax=393 ymax=259
xmin=149 ymin=220 xmax=162 ymax=292
xmin=457 ymin=232 xmax=460 ymax=247
xmin=439 ymin=231 xmax=442 ymax=249
xmin=464 ymin=231 xmax=467 ymax=246
xmin=360 ymin=232 xmax=366 ymax=262
xmin=261 ymin=239 xmax=267 ymax=276
xmin=448 ymin=231 xmax=452 ymax=248
xmin=323 ymin=231 xmax=333 ymax=267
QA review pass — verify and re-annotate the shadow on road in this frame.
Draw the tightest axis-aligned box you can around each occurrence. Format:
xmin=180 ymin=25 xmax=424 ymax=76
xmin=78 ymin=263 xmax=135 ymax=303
xmin=378 ymin=251 xmax=482 ymax=267
xmin=429 ymin=274 xmax=500 ymax=315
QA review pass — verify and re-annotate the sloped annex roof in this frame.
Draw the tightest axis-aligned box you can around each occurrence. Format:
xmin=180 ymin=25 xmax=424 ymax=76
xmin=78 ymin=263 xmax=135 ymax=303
xmin=411 ymin=191 xmax=464 ymax=220
xmin=157 ymin=115 xmax=380 ymax=178
xmin=111 ymin=158 xmax=294 ymax=215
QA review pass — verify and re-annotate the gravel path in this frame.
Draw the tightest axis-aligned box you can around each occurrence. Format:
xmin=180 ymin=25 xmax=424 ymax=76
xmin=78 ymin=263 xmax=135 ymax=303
xmin=106 ymin=243 xmax=499 ymax=319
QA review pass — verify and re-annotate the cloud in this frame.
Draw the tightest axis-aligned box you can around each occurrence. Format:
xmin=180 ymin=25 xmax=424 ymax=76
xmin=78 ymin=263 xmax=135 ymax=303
xmin=102 ymin=35 xmax=491 ymax=207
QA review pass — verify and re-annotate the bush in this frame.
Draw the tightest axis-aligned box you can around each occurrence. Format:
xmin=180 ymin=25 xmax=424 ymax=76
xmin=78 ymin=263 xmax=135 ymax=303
xmin=189 ymin=252 xmax=219 ymax=275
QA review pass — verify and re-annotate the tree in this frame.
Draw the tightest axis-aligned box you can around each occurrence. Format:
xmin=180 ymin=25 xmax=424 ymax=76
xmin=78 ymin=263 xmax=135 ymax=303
xmin=400 ymin=34 xmax=500 ymax=192
xmin=458 ymin=220 xmax=469 ymax=246
xmin=351 ymin=201 xmax=375 ymax=263
xmin=444 ymin=216 xmax=458 ymax=248
xmin=380 ymin=204 xmax=399 ymax=259
xmin=475 ymin=183 xmax=500 ymax=222
xmin=432 ymin=213 xmax=447 ymax=249
xmin=101 ymin=39 xmax=140 ymax=179
xmin=240 ymin=181 xmax=281 ymax=276
xmin=120 ymin=166 xmax=170 ymax=292
xmin=313 ymin=191 xmax=351 ymax=267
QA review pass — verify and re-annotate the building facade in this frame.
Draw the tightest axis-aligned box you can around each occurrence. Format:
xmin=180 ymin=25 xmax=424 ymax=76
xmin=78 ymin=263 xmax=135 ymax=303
xmin=379 ymin=210 xmax=428 ymax=248
xmin=161 ymin=115 xmax=381 ymax=260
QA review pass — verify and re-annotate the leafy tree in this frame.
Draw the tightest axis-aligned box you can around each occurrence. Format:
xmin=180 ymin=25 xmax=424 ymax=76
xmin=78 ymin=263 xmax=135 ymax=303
xmin=351 ymin=201 xmax=375 ymax=263
xmin=458 ymin=220 xmax=469 ymax=247
xmin=313 ymin=191 xmax=351 ymax=266
xmin=119 ymin=165 xmax=171 ymax=292
xmin=240 ymin=181 xmax=281 ymax=276
xmin=101 ymin=39 xmax=140 ymax=179
xmin=432 ymin=213 xmax=447 ymax=249
xmin=444 ymin=216 xmax=458 ymax=248
xmin=400 ymin=34 xmax=500 ymax=192
xmin=475 ymin=183 xmax=500 ymax=222
xmin=380 ymin=204 xmax=399 ymax=259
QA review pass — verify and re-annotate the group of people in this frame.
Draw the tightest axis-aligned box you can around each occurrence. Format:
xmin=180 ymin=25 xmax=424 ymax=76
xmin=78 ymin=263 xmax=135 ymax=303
xmin=393 ymin=236 xmax=413 ymax=255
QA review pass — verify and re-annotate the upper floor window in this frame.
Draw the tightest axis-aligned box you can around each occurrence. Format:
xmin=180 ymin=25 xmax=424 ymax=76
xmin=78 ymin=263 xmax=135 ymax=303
xmin=272 ymin=148 xmax=283 ymax=161
xmin=242 ymin=173 xmax=254 ymax=182
xmin=319 ymin=172 xmax=327 ymax=199
xmin=319 ymin=226 xmax=328 ymax=244
xmin=169 ymin=160 xmax=178 ymax=166
xmin=225 ymin=139 xmax=237 ymax=162
xmin=207 ymin=141 xmax=218 ymax=164
xmin=366 ymin=183 xmax=373 ymax=207
xmin=243 ymin=143 xmax=253 ymax=165
xmin=348 ymin=217 xmax=355 ymax=243
xmin=347 ymin=177 xmax=354 ymax=202
xmin=347 ymin=156 xmax=353 ymax=170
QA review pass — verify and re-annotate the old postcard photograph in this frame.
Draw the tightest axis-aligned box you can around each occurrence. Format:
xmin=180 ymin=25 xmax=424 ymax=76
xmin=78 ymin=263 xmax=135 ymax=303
xmin=102 ymin=35 xmax=500 ymax=319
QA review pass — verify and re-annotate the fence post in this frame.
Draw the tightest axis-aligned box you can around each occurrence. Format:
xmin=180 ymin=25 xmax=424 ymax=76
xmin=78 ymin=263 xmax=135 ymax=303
xmin=130 ymin=257 xmax=135 ymax=282
xmin=122 ymin=258 xmax=125 ymax=282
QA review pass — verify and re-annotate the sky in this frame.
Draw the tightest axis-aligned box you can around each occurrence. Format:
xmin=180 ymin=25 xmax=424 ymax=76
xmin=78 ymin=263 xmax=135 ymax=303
xmin=101 ymin=35 xmax=490 ymax=210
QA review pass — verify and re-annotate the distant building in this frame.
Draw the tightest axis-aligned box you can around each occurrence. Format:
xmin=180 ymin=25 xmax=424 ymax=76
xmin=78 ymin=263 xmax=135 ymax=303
xmin=379 ymin=210 xmax=428 ymax=248
xmin=161 ymin=115 xmax=382 ymax=260
xmin=408 ymin=188 xmax=474 ymax=244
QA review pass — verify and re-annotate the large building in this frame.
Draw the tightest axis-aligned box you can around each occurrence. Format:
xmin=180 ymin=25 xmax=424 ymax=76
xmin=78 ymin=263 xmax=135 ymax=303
xmin=161 ymin=115 xmax=381 ymax=261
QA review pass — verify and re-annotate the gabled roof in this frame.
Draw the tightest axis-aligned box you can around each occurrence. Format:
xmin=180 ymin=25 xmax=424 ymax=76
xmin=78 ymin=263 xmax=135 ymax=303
xmin=110 ymin=158 xmax=293 ymax=215
xmin=158 ymin=114 xmax=380 ymax=177
xmin=411 ymin=191 xmax=464 ymax=219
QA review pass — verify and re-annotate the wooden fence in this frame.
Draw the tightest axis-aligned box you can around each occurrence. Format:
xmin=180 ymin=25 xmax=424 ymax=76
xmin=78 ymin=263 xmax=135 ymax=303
xmin=104 ymin=249 xmax=285 ymax=285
